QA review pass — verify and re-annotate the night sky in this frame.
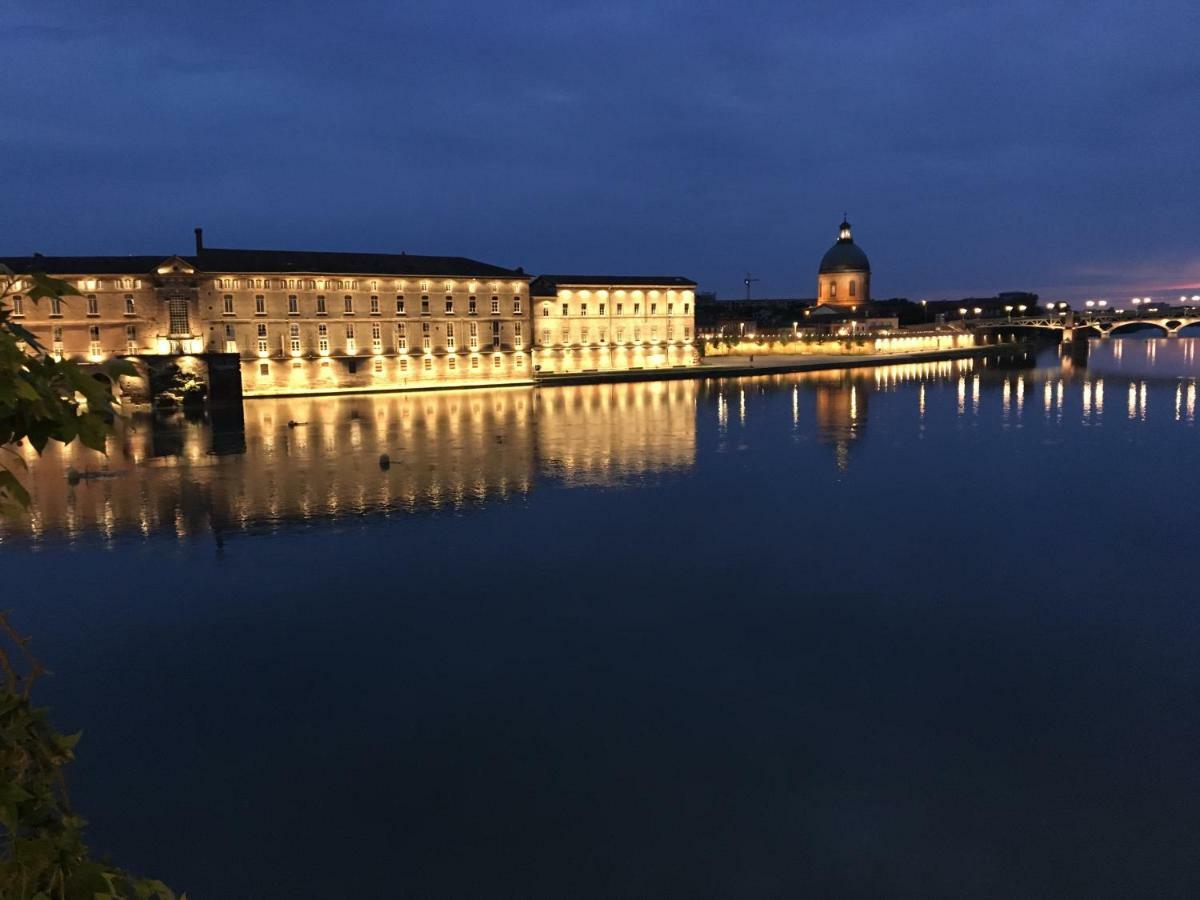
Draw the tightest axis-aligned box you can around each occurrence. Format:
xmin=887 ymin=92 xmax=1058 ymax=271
xmin=7 ymin=0 xmax=1199 ymax=302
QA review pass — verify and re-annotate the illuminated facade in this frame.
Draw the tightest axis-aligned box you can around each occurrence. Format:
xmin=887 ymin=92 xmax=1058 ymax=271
xmin=816 ymin=217 xmax=870 ymax=309
xmin=0 ymin=233 xmax=697 ymax=397
xmin=530 ymin=276 xmax=698 ymax=375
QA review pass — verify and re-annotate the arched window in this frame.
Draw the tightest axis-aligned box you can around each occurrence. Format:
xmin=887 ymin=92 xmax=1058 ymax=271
xmin=830 ymin=281 xmax=837 ymax=298
xmin=850 ymin=280 xmax=856 ymax=297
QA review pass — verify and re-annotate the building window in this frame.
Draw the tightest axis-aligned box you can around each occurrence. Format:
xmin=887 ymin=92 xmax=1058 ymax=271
xmin=514 ymin=322 xmax=523 ymax=349
xmin=318 ymin=323 xmax=329 ymax=355
xmin=88 ymin=325 xmax=101 ymax=359
xmin=515 ymin=353 xmax=524 ymax=368
xmin=634 ymin=303 xmax=641 ymax=315
xmin=344 ymin=295 xmax=354 ymax=315
xmin=396 ymin=295 xmax=405 ymax=315
xmin=471 ymin=355 xmax=480 ymax=369
xmin=86 ymin=294 xmax=98 ymax=316
xmin=371 ymin=322 xmax=382 ymax=354
xmin=373 ymin=357 xmax=383 ymax=373
xmin=316 ymin=295 xmax=327 ymax=315
xmin=634 ymin=326 xmax=642 ymax=342
xmin=562 ymin=303 xmax=569 ymax=316
xmin=347 ymin=359 xmax=357 ymax=374
xmin=542 ymin=304 xmax=549 ymax=317
xmin=491 ymin=296 xmax=499 ymax=314
xmin=684 ymin=326 xmax=692 ymax=340
xmin=651 ymin=303 xmax=657 ymax=315
xmin=445 ymin=296 xmax=454 ymax=315
xmin=616 ymin=327 xmax=624 ymax=342
xmin=256 ymin=323 xmax=268 ymax=356
xmin=345 ymin=323 xmax=356 ymax=354
xmin=396 ymin=323 xmax=407 ymax=350
xmin=126 ymin=324 xmax=139 ymax=355
xmin=541 ymin=328 xmax=551 ymax=346
xmin=468 ymin=296 xmax=477 ymax=315
xmin=684 ymin=303 xmax=690 ymax=314
xmin=168 ymin=299 xmax=190 ymax=335
xmin=492 ymin=320 xmax=501 ymax=349
xmin=223 ymin=294 xmax=234 ymax=315
xmin=580 ymin=303 xmax=588 ymax=316
xmin=493 ymin=354 xmax=501 ymax=368
xmin=616 ymin=303 xmax=623 ymax=316
xmin=421 ymin=321 xmax=431 ymax=352
xmin=469 ymin=321 xmax=479 ymax=350
xmin=599 ymin=303 xmax=605 ymax=315
xmin=420 ymin=280 xmax=430 ymax=292
xmin=651 ymin=326 xmax=659 ymax=342
xmin=255 ymin=295 xmax=266 ymax=315
xmin=223 ymin=323 xmax=236 ymax=354
xmin=288 ymin=295 xmax=299 ymax=315
xmin=599 ymin=329 xmax=607 ymax=343
xmin=370 ymin=295 xmax=380 ymax=315
xmin=560 ymin=327 xmax=569 ymax=344
xmin=11 ymin=295 xmax=23 ymax=317
xmin=513 ymin=298 xmax=521 ymax=314
xmin=850 ymin=280 xmax=857 ymax=297
xmin=446 ymin=323 xmax=456 ymax=350
xmin=400 ymin=357 xmax=408 ymax=372
xmin=51 ymin=326 xmax=63 ymax=359
xmin=448 ymin=355 xmax=457 ymax=371
xmin=421 ymin=295 xmax=430 ymax=315
xmin=288 ymin=322 xmax=301 ymax=356
xmin=423 ymin=357 xmax=432 ymax=372
xmin=259 ymin=362 xmax=270 ymax=376
xmin=121 ymin=295 xmax=134 ymax=315
xmin=581 ymin=326 xmax=589 ymax=344
xmin=830 ymin=281 xmax=837 ymax=298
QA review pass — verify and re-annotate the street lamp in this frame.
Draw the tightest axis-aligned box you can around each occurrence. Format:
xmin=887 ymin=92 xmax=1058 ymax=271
xmin=1018 ymin=304 xmax=1027 ymax=313
xmin=973 ymin=307 xmax=982 ymax=316
xmin=1098 ymin=300 xmax=1107 ymax=308
xmin=958 ymin=307 xmax=968 ymax=318
xmin=921 ymin=299 xmax=928 ymax=323
xmin=1005 ymin=304 xmax=1013 ymax=321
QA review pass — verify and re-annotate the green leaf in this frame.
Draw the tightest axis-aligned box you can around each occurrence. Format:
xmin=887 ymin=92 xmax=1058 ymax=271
xmin=0 ymin=468 xmax=31 ymax=508
xmin=76 ymin=413 xmax=107 ymax=452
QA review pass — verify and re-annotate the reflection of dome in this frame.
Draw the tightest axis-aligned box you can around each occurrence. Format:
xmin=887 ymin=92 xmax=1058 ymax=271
xmin=819 ymin=218 xmax=871 ymax=274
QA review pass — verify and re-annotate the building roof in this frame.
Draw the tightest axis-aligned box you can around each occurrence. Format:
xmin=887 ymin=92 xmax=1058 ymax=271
xmin=530 ymin=274 xmax=696 ymax=296
xmin=1 ymin=248 xmax=526 ymax=279
xmin=818 ymin=219 xmax=871 ymax=274
xmin=0 ymin=255 xmax=170 ymax=276
xmin=195 ymin=247 xmax=525 ymax=278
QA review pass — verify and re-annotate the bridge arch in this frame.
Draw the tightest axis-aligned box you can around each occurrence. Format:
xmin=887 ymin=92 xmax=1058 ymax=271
xmin=1106 ymin=320 xmax=1171 ymax=338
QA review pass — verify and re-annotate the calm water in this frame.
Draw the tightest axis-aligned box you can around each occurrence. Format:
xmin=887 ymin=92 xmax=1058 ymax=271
xmin=5 ymin=338 xmax=1200 ymax=898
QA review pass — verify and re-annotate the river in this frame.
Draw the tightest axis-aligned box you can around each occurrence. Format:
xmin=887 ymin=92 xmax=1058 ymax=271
xmin=4 ymin=338 xmax=1199 ymax=898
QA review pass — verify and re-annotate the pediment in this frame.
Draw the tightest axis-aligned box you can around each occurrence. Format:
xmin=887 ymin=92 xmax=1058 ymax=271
xmin=155 ymin=256 xmax=196 ymax=275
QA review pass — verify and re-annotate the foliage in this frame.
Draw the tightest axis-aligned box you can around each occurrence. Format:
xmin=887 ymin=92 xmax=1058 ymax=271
xmin=0 ymin=268 xmax=181 ymax=897
xmin=0 ymin=266 xmax=136 ymax=515
xmin=0 ymin=616 xmax=183 ymax=900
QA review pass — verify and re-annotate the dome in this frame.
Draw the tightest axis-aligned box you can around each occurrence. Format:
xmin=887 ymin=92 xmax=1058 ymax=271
xmin=818 ymin=219 xmax=871 ymax=274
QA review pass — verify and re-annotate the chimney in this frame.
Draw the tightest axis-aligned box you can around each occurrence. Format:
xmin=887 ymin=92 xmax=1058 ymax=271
xmin=194 ymin=227 xmax=204 ymax=254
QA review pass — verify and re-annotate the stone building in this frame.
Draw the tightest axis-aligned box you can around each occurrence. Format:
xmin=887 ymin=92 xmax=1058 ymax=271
xmin=1 ymin=231 xmax=697 ymax=399
xmin=816 ymin=217 xmax=871 ymax=309
xmin=530 ymin=276 xmax=698 ymax=375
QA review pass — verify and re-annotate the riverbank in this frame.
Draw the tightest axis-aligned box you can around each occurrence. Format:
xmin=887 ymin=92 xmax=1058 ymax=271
xmin=533 ymin=340 xmax=1029 ymax=388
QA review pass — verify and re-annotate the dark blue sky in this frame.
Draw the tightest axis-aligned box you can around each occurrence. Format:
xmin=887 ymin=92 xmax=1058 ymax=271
xmin=7 ymin=0 xmax=1199 ymax=301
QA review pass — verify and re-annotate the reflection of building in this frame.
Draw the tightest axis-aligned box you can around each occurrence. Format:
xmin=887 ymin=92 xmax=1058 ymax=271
xmin=812 ymin=374 xmax=869 ymax=472
xmin=534 ymin=380 xmax=696 ymax=483
xmin=0 ymin=233 xmax=696 ymax=398
xmin=1 ymin=380 xmax=697 ymax=543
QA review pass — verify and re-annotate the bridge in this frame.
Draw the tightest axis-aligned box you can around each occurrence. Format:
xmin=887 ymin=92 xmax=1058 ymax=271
xmin=967 ymin=305 xmax=1200 ymax=339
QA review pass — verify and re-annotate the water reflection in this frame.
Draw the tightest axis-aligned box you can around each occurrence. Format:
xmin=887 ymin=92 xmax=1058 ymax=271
xmin=5 ymin=340 xmax=1199 ymax=544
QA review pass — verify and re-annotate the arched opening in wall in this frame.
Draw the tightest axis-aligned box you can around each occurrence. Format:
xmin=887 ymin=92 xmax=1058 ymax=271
xmin=830 ymin=281 xmax=837 ymax=299
xmin=1175 ymin=321 xmax=1200 ymax=336
xmin=1108 ymin=321 xmax=1170 ymax=339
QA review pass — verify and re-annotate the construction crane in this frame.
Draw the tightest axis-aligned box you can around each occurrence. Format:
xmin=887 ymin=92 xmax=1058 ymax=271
xmin=743 ymin=272 xmax=760 ymax=301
